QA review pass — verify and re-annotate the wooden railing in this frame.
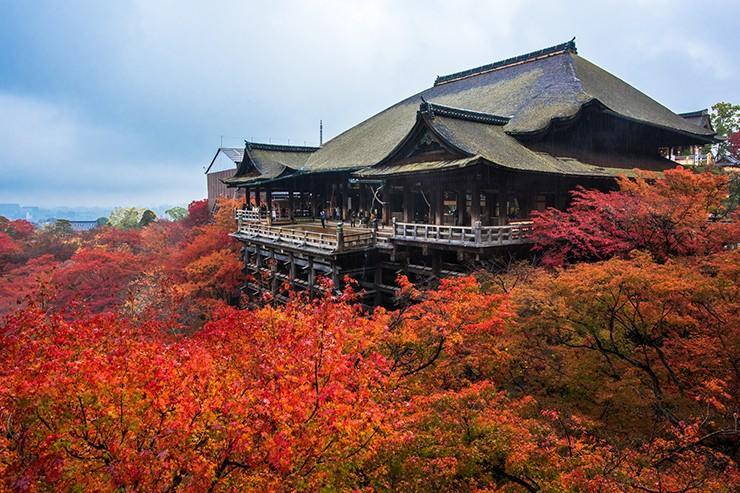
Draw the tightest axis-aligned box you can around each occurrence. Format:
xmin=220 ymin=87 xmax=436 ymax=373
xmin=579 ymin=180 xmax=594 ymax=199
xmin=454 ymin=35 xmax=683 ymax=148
xmin=392 ymin=219 xmax=533 ymax=246
xmin=234 ymin=210 xmax=377 ymax=252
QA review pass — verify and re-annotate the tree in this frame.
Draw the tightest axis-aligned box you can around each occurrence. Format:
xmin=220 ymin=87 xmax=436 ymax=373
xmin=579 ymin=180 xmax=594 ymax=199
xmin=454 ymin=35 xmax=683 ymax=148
xmin=165 ymin=206 xmax=188 ymax=221
xmin=708 ymin=101 xmax=740 ymax=159
xmin=531 ymin=167 xmax=737 ymax=266
xmin=108 ymin=207 xmax=147 ymax=228
xmin=138 ymin=209 xmax=157 ymax=227
xmin=184 ymin=199 xmax=209 ymax=227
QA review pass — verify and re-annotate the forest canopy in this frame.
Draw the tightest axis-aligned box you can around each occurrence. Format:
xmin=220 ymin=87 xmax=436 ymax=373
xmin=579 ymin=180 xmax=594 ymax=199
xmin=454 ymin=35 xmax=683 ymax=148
xmin=0 ymin=168 xmax=737 ymax=492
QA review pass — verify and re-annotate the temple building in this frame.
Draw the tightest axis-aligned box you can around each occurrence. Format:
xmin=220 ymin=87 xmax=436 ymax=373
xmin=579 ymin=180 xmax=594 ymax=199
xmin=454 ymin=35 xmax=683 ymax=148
xmin=205 ymin=147 xmax=245 ymax=211
xmin=220 ymin=39 xmax=718 ymax=305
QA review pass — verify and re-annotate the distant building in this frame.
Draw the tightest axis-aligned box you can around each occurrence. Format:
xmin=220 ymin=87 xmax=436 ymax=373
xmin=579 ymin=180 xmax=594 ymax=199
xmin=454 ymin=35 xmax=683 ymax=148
xmin=205 ymin=148 xmax=244 ymax=211
xmin=662 ymin=109 xmax=715 ymax=166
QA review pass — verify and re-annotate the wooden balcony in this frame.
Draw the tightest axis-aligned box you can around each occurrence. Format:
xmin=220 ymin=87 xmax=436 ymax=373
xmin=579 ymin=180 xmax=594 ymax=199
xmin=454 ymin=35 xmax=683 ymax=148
xmin=233 ymin=210 xmax=380 ymax=254
xmin=392 ymin=219 xmax=533 ymax=247
xmin=232 ymin=211 xmax=532 ymax=255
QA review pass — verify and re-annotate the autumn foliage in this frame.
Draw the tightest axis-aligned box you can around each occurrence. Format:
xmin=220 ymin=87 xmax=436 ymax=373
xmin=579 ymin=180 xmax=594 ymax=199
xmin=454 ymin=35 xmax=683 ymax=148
xmin=0 ymin=169 xmax=738 ymax=491
xmin=531 ymin=167 xmax=738 ymax=266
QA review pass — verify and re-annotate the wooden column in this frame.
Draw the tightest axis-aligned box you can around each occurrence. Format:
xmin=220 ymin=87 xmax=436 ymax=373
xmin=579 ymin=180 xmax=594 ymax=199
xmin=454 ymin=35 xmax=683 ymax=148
xmin=359 ymin=184 xmax=368 ymax=213
xmin=456 ymin=189 xmax=465 ymax=226
xmin=288 ymin=252 xmax=296 ymax=286
xmin=470 ymin=181 xmax=481 ymax=225
xmin=434 ymin=188 xmax=443 ymax=225
xmin=374 ymin=264 xmax=383 ymax=305
xmin=254 ymin=187 xmax=261 ymax=207
xmin=382 ymin=182 xmax=392 ymax=226
xmin=341 ymin=182 xmax=349 ymax=220
xmin=307 ymin=256 xmax=315 ymax=298
xmin=288 ymin=190 xmax=295 ymax=222
xmin=270 ymin=249 xmax=278 ymax=297
xmin=403 ymin=184 xmax=413 ymax=223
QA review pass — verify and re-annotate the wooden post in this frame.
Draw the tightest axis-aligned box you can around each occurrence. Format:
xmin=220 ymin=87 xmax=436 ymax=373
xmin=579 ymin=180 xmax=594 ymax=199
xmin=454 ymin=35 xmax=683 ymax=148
xmin=473 ymin=220 xmax=482 ymax=243
xmin=359 ymin=184 xmax=367 ymax=213
xmin=456 ymin=189 xmax=465 ymax=226
xmin=307 ymin=256 xmax=315 ymax=298
xmin=242 ymin=245 xmax=249 ymax=270
xmin=374 ymin=263 xmax=383 ymax=305
xmin=382 ymin=182 xmax=392 ymax=226
xmin=254 ymin=187 xmax=261 ymax=207
xmin=471 ymin=181 xmax=480 ymax=225
xmin=341 ymin=183 xmax=349 ymax=221
xmin=336 ymin=221 xmax=344 ymax=252
xmin=331 ymin=261 xmax=340 ymax=292
xmin=431 ymin=250 xmax=441 ymax=276
xmin=434 ymin=188 xmax=443 ymax=225
xmin=270 ymin=249 xmax=278 ymax=296
xmin=288 ymin=190 xmax=295 ymax=222
xmin=403 ymin=184 xmax=413 ymax=223
xmin=265 ymin=188 xmax=273 ymax=225
xmin=255 ymin=244 xmax=262 ymax=270
xmin=288 ymin=252 xmax=296 ymax=285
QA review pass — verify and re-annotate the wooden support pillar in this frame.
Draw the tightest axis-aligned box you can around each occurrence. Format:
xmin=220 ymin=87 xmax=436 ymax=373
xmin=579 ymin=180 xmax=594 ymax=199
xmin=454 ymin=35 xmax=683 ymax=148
xmin=331 ymin=261 xmax=340 ymax=292
xmin=403 ymin=184 xmax=413 ymax=223
xmin=307 ymin=256 xmax=315 ymax=298
xmin=359 ymin=184 xmax=368 ymax=213
xmin=433 ymin=188 xmax=443 ymax=225
xmin=288 ymin=252 xmax=296 ymax=285
xmin=341 ymin=183 xmax=349 ymax=221
xmin=270 ymin=250 xmax=278 ymax=297
xmin=288 ymin=190 xmax=295 ymax=222
xmin=266 ymin=188 xmax=273 ymax=211
xmin=471 ymin=181 xmax=481 ymax=225
xmin=254 ymin=187 xmax=261 ymax=207
xmin=255 ymin=244 xmax=262 ymax=269
xmin=431 ymin=250 xmax=441 ymax=276
xmin=456 ymin=189 xmax=465 ymax=226
xmin=382 ymin=182 xmax=392 ymax=226
xmin=374 ymin=263 xmax=383 ymax=305
xmin=242 ymin=245 xmax=254 ymax=273
xmin=265 ymin=188 xmax=273 ymax=225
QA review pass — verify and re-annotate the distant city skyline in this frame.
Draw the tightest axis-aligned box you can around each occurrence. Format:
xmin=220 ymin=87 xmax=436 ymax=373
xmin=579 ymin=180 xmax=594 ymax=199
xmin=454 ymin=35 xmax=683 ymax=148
xmin=1 ymin=0 xmax=738 ymax=207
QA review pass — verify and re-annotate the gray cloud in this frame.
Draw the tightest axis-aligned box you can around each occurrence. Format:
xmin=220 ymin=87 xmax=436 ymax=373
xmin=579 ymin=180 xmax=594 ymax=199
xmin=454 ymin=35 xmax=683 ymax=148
xmin=0 ymin=0 xmax=737 ymax=207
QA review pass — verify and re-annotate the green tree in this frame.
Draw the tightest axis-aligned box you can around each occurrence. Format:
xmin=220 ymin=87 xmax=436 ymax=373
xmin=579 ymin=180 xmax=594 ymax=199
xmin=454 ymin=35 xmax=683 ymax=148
xmin=708 ymin=101 xmax=740 ymax=159
xmin=108 ymin=207 xmax=144 ymax=228
xmin=138 ymin=209 xmax=157 ymax=227
xmin=165 ymin=206 xmax=187 ymax=221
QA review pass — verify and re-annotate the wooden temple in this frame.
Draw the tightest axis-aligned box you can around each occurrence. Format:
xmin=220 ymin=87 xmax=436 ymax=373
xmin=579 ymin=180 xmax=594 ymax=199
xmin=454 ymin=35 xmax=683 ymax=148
xmin=221 ymin=40 xmax=717 ymax=305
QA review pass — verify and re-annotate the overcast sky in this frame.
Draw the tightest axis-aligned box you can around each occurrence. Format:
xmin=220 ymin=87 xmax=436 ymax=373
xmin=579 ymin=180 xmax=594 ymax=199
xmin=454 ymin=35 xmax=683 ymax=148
xmin=1 ymin=0 xmax=738 ymax=207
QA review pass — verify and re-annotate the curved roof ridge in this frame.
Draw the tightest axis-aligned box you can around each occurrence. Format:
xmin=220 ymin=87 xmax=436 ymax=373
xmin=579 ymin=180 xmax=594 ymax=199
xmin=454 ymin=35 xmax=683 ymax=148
xmin=419 ymin=99 xmax=511 ymax=125
xmin=434 ymin=38 xmax=577 ymax=86
xmin=245 ymin=141 xmax=319 ymax=153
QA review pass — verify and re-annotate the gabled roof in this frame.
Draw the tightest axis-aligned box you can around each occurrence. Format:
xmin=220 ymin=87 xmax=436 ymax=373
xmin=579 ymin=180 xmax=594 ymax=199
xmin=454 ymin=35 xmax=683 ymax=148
xmin=679 ymin=109 xmax=714 ymax=132
xmin=205 ymin=147 xmax=244 ymax=174
xmin=305 ymin=39 xmax=715 ymax=173
xmin=356 ymin=101 xmax=675 ymax=178
xmin=223 ymin=142 xmax=318 ymax=186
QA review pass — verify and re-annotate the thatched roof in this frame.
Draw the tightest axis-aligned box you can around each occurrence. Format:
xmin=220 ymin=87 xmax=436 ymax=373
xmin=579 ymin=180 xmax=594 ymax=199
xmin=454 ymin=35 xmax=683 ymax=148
xmin=223 ymin=142 xmax=317 ymax=186
xmin=306 ymin=40 xmax=715 ymax=173
xmin=679 ymin=109 xmax=714 ymax=132
xmin=356 ymin=102 xmax=674 ymax=178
